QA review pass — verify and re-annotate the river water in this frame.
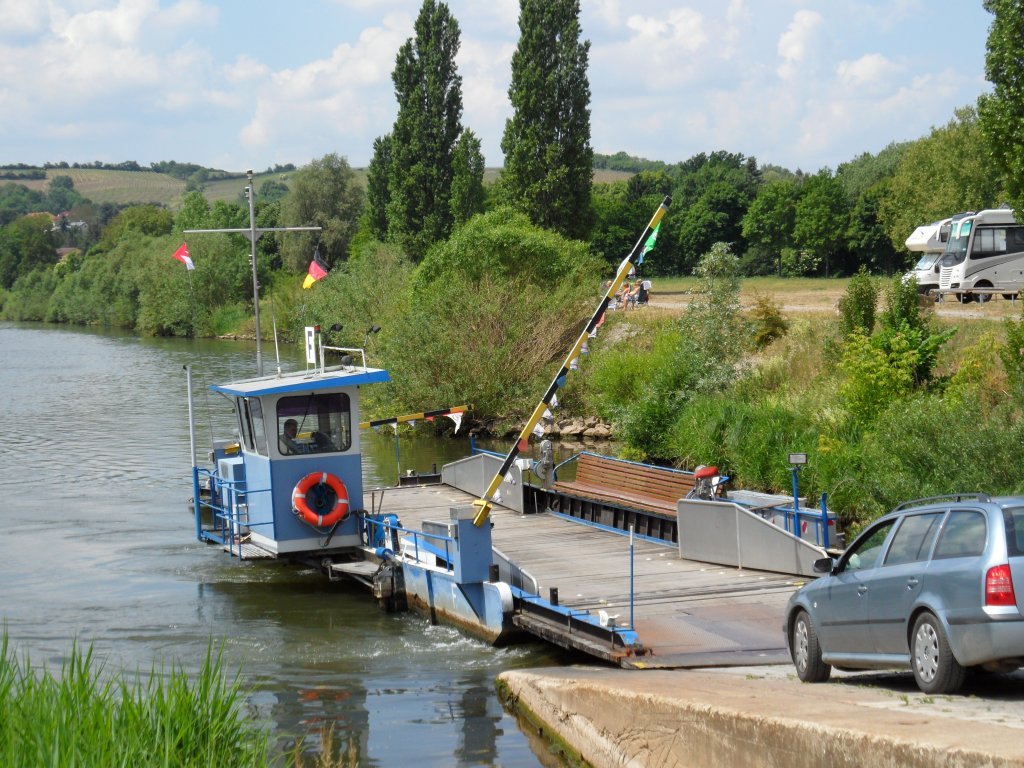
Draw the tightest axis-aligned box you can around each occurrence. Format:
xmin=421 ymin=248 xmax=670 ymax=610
xmin=0 ymin=322 xmax=567 ymax=766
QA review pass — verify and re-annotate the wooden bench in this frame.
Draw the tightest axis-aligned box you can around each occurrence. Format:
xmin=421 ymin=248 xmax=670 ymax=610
xmin=554 ymin=452 xmax=713 ymax=517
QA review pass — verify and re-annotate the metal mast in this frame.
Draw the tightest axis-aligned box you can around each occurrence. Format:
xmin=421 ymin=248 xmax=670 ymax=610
xmin=184 ymin=169 xmax=320 ymax=376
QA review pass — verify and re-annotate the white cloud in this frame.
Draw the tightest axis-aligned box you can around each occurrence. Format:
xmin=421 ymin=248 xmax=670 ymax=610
xmin=224 ymin=54 xmax=270 ymax=84
xmin=0 ymin=0 xmax=51 ymax=40
xmin=837 ymin=53 xmax=900 ymax=93
xmin=726 ymin=0 xmax=750 ymax=26
xmin=626 ymin=8 xmax=707 ymax=54
xmin=239 ymin=14 xmax=411 ymax=152
xmin=777 ymin=9 xmax=823 ymax=80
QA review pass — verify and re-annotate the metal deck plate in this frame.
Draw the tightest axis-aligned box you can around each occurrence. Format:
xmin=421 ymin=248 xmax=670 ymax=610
xmin=390 ymin=484 xmax=803 ymax=668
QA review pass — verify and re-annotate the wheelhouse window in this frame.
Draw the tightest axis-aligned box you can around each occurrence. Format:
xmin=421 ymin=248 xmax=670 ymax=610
xmin=277 ymin=393 xmax=352 ymax=456
xmin=237 ymin=397 xmax=268 ymax=456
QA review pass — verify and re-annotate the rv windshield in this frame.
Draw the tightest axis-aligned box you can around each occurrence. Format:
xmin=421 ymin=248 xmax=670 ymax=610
xmin=941 ymin=220 xmax=971 ymax=266
xmin=913 ymin=253 xmax=941 ymax=270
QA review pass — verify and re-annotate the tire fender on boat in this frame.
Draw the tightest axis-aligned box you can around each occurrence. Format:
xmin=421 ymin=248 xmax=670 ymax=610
xmin=292 ymin=471 xmax=350 ymax=528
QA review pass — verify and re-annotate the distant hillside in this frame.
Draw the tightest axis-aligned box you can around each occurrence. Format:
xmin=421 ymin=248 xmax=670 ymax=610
xmin=13 ymin=164 xmax=634 ymax=208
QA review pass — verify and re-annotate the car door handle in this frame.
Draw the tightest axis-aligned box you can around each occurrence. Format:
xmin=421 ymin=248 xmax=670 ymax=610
xmin=857 ymin=585 xmax=868 ymax=595
xmin=906 ymin=578 xmax=919 ymax=588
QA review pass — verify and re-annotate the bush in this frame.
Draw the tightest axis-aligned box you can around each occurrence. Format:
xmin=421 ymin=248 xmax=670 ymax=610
xmin=372 ymin=209 xmax=602 ymax=420
xmin=1001 ymin=313 xmax=1024 ymax=399
xmin=837 ymin=266 xmax=877 ymax=336
xmin=817 ymin=396 xmax=1024 ymax=528
xmin=838 ymin=331 xmax=916 ymax=425
xmin=579 ymin=317 xmax=676 ymax=420
xmin=748 ymin=293 xmax=789 ymax=349
xmin=666 ymin=394 xmax=815 ymax=491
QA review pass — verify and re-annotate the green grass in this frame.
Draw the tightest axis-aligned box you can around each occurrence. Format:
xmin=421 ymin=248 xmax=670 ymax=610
xmin=0 ymin=632 xmax=268 ymax=767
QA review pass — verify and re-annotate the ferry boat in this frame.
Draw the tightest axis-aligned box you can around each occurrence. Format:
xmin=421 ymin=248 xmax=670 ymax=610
xmin=187 ymin=327 xmax=521 ymax=643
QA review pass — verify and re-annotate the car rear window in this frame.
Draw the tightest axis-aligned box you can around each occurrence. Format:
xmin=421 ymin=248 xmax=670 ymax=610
xmin=885 ymin=512 xmax=942 ymax=566
xmin=933 ymin=510 xmax=987 ymax=559
xmin=1003 ymin=507 xmax=1024 ymax=557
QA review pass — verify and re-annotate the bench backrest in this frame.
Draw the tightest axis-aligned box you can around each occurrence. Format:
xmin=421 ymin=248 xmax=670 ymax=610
xmin=574 ymin=453 xmax=695 ymax=504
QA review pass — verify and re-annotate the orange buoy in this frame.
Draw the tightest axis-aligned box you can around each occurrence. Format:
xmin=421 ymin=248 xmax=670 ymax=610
xmin=291 ymin=472 xmax=350 ymax=527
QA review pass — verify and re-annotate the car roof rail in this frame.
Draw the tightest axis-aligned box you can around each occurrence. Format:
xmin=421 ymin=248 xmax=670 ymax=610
xmin=892 ymin=493 xmax=992 ymax=512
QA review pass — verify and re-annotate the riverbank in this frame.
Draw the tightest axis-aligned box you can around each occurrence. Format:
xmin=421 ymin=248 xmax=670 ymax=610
xmin=498 ymin=665 xmax=1024 ymax=768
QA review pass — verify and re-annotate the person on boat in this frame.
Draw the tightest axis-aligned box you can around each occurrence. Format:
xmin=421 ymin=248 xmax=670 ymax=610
xmin=279 ymin=419 xmax=304 ymax=455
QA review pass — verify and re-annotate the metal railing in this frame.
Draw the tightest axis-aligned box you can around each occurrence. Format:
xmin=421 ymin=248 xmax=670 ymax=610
xmin=361 ymin=514 xmax=456 ymax=573
xmin=194 ymin=468 xmax=273 ymax=559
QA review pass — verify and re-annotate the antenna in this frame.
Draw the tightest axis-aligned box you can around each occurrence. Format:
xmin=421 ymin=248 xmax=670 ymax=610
xmin=184 ymin=169 xmax=321 ymax=377
xmin=271 ymin=295 xmax=282 ymax=377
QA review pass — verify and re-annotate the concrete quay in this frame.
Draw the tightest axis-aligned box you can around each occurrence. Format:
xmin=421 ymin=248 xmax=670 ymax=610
xmin=498 ymin=665 xmax=1024 ymax=768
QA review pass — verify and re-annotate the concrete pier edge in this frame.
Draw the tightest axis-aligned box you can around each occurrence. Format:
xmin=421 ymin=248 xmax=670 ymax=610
xmin=497 ymin=666 xmax=1024 ymax=768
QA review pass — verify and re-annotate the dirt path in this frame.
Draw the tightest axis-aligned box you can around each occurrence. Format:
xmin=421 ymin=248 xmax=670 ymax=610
xmin=646 ymin=288 xmax=1022 ymax=321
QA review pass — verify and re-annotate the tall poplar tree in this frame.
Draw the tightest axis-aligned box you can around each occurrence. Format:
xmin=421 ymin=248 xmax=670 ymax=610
xmin=500 ymin=0 xmax=593 ymax=240
xmin=387 ymin=0 xmax=463 ymax=260
xmin=978 ymin=0 xmax=1024 ymax=216
xmin=365 ymin=134 xmax=392 ymax=241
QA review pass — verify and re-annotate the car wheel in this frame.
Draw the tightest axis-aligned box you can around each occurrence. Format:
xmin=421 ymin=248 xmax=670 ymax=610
xmin=911 ymin=613 xmax=966 ymax=694
xmin=791 ymin=610 xmax=831 ymax=683
xmin=1003 ymin=294 xmax=1016 ymax=302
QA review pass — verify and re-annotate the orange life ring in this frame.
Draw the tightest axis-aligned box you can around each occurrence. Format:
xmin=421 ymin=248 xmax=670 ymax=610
xmin=292 ymin=471 xmax=350 ymax=528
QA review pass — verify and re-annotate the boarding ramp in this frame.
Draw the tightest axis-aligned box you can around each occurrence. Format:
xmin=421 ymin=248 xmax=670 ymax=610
xmin=441 ymin=453 xmax=525 ymax=514
xmin=677 ymin=498 xmax=826 ymax=577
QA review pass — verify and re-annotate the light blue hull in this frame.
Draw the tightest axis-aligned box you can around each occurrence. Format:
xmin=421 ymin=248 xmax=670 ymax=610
xmin=400 ymin=563 xmax=516 ymax=644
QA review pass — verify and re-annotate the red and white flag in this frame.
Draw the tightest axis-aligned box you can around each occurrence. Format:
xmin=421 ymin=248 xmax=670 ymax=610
xmin=172 ymin=242 xmax=195 ymax=271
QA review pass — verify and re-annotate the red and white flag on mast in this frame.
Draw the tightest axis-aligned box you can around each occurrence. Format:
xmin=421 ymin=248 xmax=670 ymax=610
xmin=172 ymin=242 xmax=195 ymax=271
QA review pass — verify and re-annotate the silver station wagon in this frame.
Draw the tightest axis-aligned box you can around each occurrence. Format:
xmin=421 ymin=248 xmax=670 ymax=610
xmin=785 ymin=494 xmax=1024 ymax=693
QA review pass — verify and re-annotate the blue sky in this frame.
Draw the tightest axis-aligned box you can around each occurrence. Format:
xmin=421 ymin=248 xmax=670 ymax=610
xmin=0 ymin=0 xmax=994 ymax=173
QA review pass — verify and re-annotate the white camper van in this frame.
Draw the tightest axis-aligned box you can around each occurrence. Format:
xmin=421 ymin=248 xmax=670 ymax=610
xmin=905 ymin=218 xmax=953 ymax=295
xmin=938 ymin=208 xmax=1024 ymax=303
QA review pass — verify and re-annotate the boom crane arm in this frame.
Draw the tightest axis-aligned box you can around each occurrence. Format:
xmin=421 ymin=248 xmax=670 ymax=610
xmin=471 ymin=196 xmax=672 ymax=526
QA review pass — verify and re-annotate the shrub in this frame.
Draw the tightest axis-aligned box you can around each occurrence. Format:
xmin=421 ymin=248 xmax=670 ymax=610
xmin=579 ymin=317 xmax=676 ymax=420
xmin=666 ymin=394 xmax=814 ymax=492
xmin=837 ymin=266 xmax=877 ymax=336
xmin=875 ymin=274 xmax=955 ymax=385
xmin=748 ymin=293 xmax=789 ymax=349
xmin=1001 ymin=313 xmax=1024 ymax=399
xmin=819 ymin=396 xmax=1024 ymax=528
xmin=838 ymin=330 xmax=916 ymax=425
xmin=375 ymin=210 xmax=602 ymax=420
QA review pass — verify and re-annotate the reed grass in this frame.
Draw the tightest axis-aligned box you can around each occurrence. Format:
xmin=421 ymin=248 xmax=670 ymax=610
xmin=0 ymin=632 xmax=268 ymax=767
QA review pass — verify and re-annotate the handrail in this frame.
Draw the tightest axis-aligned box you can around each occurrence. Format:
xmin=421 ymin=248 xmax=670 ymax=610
xmin=552 ymin=453 xmax=580 ymax=475
xmin=574 ymin=450 xmax=708 ymax=477
xmin=361 ymin=514 xmax=456 ymax=574
xmin=197 ymin=469 xmax=273 ymax=558
xmin=471 ymin=447 xmax=506 ymax=459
